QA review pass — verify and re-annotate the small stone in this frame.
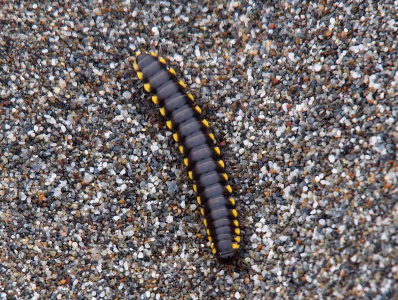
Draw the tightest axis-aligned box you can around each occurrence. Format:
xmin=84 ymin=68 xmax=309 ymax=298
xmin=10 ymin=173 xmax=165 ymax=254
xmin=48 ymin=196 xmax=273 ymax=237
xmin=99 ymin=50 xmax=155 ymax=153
xmin=123 ymin=91 xmax=132 ymax=99
xmin=174 ymin=54 xmax=183 ymax=62
xmin=328 ymin=155 xmax=336 ymax=163
xmin=93 ymin=8 xmax=102 ymax=16
xmin=83 ymin=173 xmax=94 ymax=183
xmin=166 ymin=215 xmax=173 ymax=223
xmin=59 ymin=79 xmax=66 ymax=88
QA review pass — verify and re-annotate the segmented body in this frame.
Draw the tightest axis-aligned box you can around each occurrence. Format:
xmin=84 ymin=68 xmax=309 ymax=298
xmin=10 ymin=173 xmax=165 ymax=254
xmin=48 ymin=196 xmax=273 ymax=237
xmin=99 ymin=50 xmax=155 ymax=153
xmin=133 ymin=52 xmax=240 ymax=263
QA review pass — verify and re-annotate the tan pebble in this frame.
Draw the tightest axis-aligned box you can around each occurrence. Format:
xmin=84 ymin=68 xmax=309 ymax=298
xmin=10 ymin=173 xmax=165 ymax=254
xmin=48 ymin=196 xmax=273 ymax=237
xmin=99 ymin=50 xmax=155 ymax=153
xmin=59 ymin=79 xmax=66 ymax=88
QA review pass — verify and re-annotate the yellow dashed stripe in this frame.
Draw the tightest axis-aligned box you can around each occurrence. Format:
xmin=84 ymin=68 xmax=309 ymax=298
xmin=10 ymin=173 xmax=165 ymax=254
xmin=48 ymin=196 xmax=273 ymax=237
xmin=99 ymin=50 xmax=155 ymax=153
xmin=151 ymin=95 xmax=159 ymax=104
xmin=169 ymin=67 xmax=176 ymax=76
xmin=214 ymin=146 xmax=221 ymax=155
xmin=218 ymin=160 xmax=225 ymax=168
xmin=194 ymin=106 xmax=202 ymax=114
xmin=144 ymin=83 xmax=151 ymax=92
xmin=226 ymin=185 xmax=232 ymax=193
xmin=166 ymin=120 xmax=173 ymax=129
xmin=178 ymin=80 xmax=186 ymax=88
xmin=137 ymin=71 xmax=144 ymax=80
xmin=232 ymin=243 xmax=240 ymax=249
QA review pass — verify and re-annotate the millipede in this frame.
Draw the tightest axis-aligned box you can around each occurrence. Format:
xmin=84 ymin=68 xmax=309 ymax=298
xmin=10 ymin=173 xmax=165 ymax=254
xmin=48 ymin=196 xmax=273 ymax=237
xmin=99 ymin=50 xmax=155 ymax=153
xmin=133 ymin=52 xmax=240 ymax=263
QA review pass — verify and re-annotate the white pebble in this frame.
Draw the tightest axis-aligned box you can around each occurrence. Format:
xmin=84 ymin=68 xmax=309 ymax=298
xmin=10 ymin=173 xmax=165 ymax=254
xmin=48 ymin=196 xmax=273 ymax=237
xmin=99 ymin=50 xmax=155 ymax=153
xmin=288 ymin=52 xmax=298 ymax=62
xmin=174 ymin=54 xmax=183 ymax=62
xmin=19 ymin=192 xmax=27 ymax=201
xmin=240 ymin=15 xmax=249 ymax=27
xmin=369 ymin=136 xmax=378 ymax=146
xmin=251 ymin=265 xmax=261 ymax=273
xmin=194 ymin=48 xmax=202 ymax=60
xmin=279 ymin=235 xmax=289 ymax=242
xmin=114 ymin=115 xmax=124 ymax=121
xmin=150 ymin=143 xmax=159 ymax=152
xmin=125 ymin=230 xmax=134 ymax=237
xmin=53 ymin=188 xmax=62 ymax=197
xmin=83 ymin=173 xmax=94 ymax=183
xmin=151 ymin=26 xmax=159 ymax=36
xmin=123 ymin=91 xmax=132 ymax=99
xmin=350 ymin=71 xmax=362 ymax=79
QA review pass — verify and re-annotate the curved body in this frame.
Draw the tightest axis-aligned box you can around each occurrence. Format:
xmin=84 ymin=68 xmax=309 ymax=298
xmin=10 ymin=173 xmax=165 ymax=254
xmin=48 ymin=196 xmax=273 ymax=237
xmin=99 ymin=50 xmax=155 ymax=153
xmin=134 ymin=52 xmax=240 ymax=263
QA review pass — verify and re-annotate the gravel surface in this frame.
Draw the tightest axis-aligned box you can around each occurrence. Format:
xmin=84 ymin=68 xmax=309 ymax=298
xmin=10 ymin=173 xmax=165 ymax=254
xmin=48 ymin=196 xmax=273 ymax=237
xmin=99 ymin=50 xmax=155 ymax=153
xmin=1 ymin=1 xmax=397 ymax=299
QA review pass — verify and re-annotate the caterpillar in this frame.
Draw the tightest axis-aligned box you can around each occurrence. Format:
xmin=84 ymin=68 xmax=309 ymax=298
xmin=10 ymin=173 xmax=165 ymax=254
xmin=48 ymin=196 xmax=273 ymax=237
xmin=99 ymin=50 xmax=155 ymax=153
xmin=133 ymin=52 xmax=240 ymax=263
